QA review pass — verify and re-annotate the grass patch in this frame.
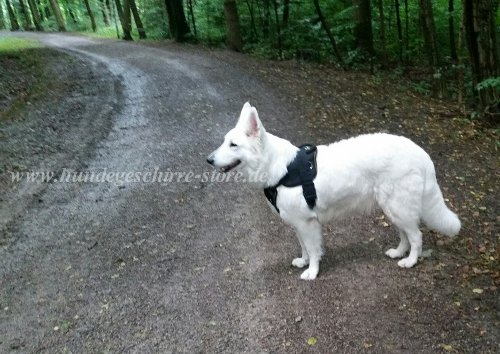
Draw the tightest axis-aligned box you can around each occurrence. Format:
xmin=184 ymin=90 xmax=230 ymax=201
xmin=78 ymin=26 xmax=121 ymax=40
xmin=0 ymin=37 xmax=41 ymax=52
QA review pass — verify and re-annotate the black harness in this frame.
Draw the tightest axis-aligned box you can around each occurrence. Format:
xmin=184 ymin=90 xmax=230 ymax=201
xmin=263 ymin=144 xmax=318 ymax=213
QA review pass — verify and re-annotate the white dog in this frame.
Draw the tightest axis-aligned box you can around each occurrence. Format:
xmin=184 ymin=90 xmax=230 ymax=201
xmin=207 ymin=103 xmax=460 ymax=280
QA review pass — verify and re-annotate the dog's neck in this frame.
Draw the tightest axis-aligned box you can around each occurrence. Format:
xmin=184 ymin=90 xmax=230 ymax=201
xmin=247 ymin=132 xmax=299 ymax=188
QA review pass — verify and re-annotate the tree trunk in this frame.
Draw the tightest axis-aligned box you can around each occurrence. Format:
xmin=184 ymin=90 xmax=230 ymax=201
xmin=110 ymin=0 xmax=121 ymax=38
xmin=245 ymin=0 xmax=258 ymax=39
xmin=67 ymin=7 xmax=78 ymax=24
xmin=187 ymin=0 xmax=197 ymax=37
xmin=122 ymin=0 xmax=133 ymax=40
xmin=164 ymin=0 xmax=190 ymax=42
xmin=27 ymin=0 xmax=43 ymax=31
xmin=262 ymin=0 xmax=270 ymax=37
xmin=272 ymin=0 xmax=282 ymax=58
xmin=395 ymin=0 xmax=403 ymax=62
xmin=353 ymin=0 xmax=375 ymax=57
xmin=282 ymin=0 xmax=290 ymax=28
xmin=404 ymin=0 xmax=409 ymax=63
xmin=114 ymin=0 xmax=126 ymax=35
xmin=449 ymin=0 xmax=458 ymax=61
xmin=18 ymin=0 xmax=34 ymax=30
xmin=313 ymin=0 xmax=343 ymax=63
xmin=99 ymin=0 xmax=110 ymax=26
xmin=49 ymin=0 xmax=66 ymax=31
xmin=377 ymin=0 xmax=387 ymax=63
xmin=43 ymin=3 xmax=51 ymax=20
xmin=224 ymin=0 xmax=243 ymax=51
xmin=0 ymin=0 xmax=5 ymax=29
xmin=418 ymin=0 xmax=440 ymax=68
xmin=463 ymin=0 xmax=499 ymax=117
xmin=83 ymin=0 xmax=97 ymax=32
xmin=130 ymin=0 xmax=146 ymax=39
xmin=5 ymin=0 xmax=20 ymax=31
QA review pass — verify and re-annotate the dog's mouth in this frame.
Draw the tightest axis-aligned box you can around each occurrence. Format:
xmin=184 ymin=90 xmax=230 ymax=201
xmin=220 ymin=160 xmax=241 ymax=173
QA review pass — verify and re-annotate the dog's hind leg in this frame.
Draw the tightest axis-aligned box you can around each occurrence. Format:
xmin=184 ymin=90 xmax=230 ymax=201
xmin=378 ymin=174 xmax=424 ymax=268
xmin=397 ymin=226 xmax=422 ymax=268
xmin=293 ymin=219 xmax=323 ymax=280
xmin=385 ymin=229 xmax=410 ymax=259
xmin=292 ymin=231 xmax=309 ymax=268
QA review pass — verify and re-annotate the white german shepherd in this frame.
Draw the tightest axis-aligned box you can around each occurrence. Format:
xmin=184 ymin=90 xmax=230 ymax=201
xmin=207 ymin=103 xmax=460 ymax=280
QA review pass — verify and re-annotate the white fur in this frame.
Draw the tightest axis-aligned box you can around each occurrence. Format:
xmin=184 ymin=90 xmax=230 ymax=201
xmin=208 ymin=103 xmax=461 ymax=280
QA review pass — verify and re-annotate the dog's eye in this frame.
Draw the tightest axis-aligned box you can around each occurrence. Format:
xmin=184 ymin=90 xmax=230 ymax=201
xmin=230 ymin=142 xmax=238 ymax=147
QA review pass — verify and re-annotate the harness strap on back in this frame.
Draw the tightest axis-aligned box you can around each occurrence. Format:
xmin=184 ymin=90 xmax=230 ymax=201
xmin=263 ymin=144 xmax=318 ymax=213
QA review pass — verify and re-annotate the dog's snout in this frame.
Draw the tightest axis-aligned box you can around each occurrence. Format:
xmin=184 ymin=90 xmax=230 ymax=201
xmin=207 ymin=153 xmax=215 ymax=165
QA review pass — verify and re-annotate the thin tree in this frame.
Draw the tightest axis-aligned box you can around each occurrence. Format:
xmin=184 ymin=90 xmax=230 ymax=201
xmin=245 ymin=0 xmax=258 ymax=40
xmin=418 ymin=0 xmax=440 ymax=68
xmin=353 ymin=0 xmax=375 ymax=57
xmin=99 ymin=0 xmax=110 ymax=26
xmin=448 ymin=0 xmax=458 ymax=61
xmin=110 ymin=0 xmax=121 ymax=38
xmin=377 ymin=0 xmax=387 ymax=63
xmin=0 ymin=0 xmax=5 ymax=29
xmin=130 ymin=0 xmax=146 ymax=39
xmin=262 ymin=0 xmax=270 ymax=37
xmin=282 ymin=0 xmax=290 ymax=29
xmin=463 ymin=0 xmax=499 ymax=117
xmin=114 ymin=0 xmax=124 ymax=30
xmin=49 ymin=0 xmax=66 ymax=31
xmin=164 ymin=0 xmax=190 ymax=42
xmin=187 ymin=0 xmax=197 ymax=37
xmin=313 ymin=0 xmax=343 ymax=63
xmin=404 ymin=0 xmax=409 ymax=63
xmin=272 ymin=0 xmax=282 ymax=58
xmin=224 ymin=0 xmax=243 ymax=51
xmin=67 ymin=6 xmax=78 ymax=24
xmin=5 ymin=0 xmax=20 ymax=30
xmin=395 ymin=0 xmax=403 ymax=63
xmin=18 ymin=0 xmax=34 ymax=30
xmin=27 ymin=0 xmax=43 ymax=31
xmin=83 ymin=0 xmax=97 ymax=32
xmin=122 ymin=0 xmax=133 ymax=40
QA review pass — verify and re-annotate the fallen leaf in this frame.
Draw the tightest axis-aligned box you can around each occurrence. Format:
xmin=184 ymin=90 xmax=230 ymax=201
xmin=307 ymin=337 xmax=317 ymax=346
xmin=441 ymin=344 xmax=453 ymax=351
xmin=421 ymin=249 xmax=433 ymax=258
xmin=472 ymin=288 xmax=483 ymax=294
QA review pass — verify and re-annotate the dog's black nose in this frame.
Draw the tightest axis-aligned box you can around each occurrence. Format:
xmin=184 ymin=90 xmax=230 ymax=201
xmin=207 ymin=156 xmax=214 ymax=165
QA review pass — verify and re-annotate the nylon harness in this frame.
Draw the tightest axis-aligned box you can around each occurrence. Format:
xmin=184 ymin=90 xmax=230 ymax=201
xmin=263 ymin=144 xmax=318 ymax=213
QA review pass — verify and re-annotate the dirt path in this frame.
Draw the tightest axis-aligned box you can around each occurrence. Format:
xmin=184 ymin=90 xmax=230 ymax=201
xmin=0 ymin=33 xmax=498 ymax=353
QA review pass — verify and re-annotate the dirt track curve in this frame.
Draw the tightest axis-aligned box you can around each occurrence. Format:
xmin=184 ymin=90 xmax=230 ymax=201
xmin=0 ymin=33 xmax=497 ymax=353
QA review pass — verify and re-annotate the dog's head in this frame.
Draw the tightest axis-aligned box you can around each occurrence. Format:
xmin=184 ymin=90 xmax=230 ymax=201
xmin=207 ymin=102 xmax=265 ymax=173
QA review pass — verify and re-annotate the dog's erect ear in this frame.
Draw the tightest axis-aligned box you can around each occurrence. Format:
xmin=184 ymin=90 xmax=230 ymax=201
xmin=237 ymin=102 xmax=262 ymax=138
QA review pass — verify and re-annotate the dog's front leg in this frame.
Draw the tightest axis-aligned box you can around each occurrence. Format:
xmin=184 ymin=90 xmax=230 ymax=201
xmin=292 ymin=229 xmax=309 ymax=268
xmin=294 ymin=219 xmax=323 ymax=280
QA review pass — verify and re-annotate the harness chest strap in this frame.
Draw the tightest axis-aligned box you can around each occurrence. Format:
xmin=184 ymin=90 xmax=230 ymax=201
xmin=263 ymin=144 xmax=318 ymax=213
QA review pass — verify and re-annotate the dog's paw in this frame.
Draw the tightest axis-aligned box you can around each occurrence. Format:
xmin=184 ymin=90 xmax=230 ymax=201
xmin=385 ymin=248 xmax=405 ymax=259
xmin=397 ymin=257 xmax=417 ymax=268
xmin=300 ymin=268 xmax=318 ymax=280
xmin=292 ymin=258 xmax=309 ymax=268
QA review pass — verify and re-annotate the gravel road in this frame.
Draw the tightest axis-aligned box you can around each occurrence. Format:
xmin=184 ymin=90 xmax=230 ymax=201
xmin=0 ymin=33 xmax=497 ymax=353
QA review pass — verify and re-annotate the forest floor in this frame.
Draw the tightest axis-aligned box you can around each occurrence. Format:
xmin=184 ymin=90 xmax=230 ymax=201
xmin=0 ymin=32 xmax=498 ymax=353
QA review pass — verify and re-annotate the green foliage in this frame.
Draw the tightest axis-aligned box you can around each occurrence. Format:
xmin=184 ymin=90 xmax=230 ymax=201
xmin=4 ymin=0 xmax=498 ymax=112
xmin=476 ymin=77 xmax=500 ymax=92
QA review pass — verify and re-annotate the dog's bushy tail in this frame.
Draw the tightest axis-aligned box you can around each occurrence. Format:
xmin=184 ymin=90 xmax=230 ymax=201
xmin=421 ymin=167 xmax=461 ymax=237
